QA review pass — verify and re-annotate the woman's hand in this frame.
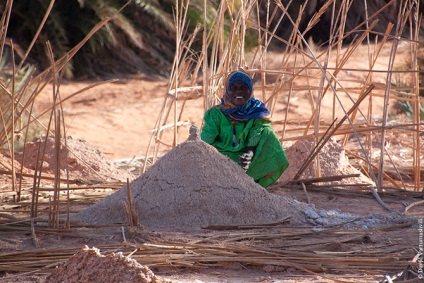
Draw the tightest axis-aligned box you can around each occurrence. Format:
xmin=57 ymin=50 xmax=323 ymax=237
xmin=239 ymin=147 xmax=255 ymax=170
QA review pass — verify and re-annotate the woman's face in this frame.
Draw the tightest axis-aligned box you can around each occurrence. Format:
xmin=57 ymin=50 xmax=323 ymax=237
xmin=228 ymin=81 xmax=251 ymax=106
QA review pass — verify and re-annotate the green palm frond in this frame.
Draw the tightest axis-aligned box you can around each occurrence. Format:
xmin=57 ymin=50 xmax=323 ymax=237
xmin=5 ymin=0 xmax=255 ymax=79
xmin=394 ymin=100 xmax=424 ymax=120
xmin=133 ymin=0 xmax=175 ymax=33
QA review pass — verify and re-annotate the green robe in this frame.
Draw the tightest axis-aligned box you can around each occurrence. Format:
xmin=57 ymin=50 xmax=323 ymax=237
xmin=200 ymin=107 xmax=289 ymax=188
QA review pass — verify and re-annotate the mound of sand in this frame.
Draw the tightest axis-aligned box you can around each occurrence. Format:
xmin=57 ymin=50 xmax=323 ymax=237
xmin=15 ymin=135 xmax=133 ymax=182
xmin=45 ymin=245 xmax=166 ymax=283
xmin=76 ymin=140 xmax=312 ymax=230
xmin=0 ymin=151 xmax=32 ymax=195
xmin=280 ymin=138 xmax=375 ymax=186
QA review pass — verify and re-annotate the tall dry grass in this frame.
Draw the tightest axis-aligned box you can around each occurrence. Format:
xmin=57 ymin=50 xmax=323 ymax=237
xmin=146 ymin=0 xmax=423 ymax=200
xmin=0 ymin=0 xmax=129 ymax=227
xmin=0 ymin=0 xmax=422 ymax=226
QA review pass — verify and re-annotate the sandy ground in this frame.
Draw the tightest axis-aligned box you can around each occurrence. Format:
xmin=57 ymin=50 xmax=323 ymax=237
xmin=31 ymin=42 xmax=412 ymax=161
xmin=33 ymin=75 xmax=173 ymax=159
xmin=1 ymin=43 xmax=423 ymax=282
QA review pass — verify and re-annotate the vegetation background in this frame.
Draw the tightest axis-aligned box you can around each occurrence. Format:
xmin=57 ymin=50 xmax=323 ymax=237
xmin=4 ymin=0 xmax=423 ymax=79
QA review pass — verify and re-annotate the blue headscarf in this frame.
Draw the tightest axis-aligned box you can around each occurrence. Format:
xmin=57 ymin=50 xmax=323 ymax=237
xmin=217 ymin=71 xmax=270 ymax=122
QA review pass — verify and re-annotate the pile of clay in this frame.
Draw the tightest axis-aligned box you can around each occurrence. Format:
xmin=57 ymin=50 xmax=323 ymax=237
xmin=45 ymin=245 xmax=166 ymax=283
xmin=75 ymin=140 xmax=312 ymax=230
xmin=15 ymin=135 xmax=133 ymax=182
xmin=280 ymin=138 xmax=375 ymax=187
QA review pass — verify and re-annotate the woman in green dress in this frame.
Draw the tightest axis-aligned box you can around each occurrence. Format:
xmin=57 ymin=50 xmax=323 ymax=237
xmin=200 ymin=70 xmax=289 ymax=188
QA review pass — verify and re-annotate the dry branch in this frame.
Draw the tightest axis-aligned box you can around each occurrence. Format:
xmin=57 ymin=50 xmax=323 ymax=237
xmin=0 ymin=224 xmax=414 ymax=276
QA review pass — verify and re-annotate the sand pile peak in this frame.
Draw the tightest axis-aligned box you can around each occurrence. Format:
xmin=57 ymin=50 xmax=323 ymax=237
xmin=76 ymin=140 xmax=311 ymax=230
xmin=45 ymin=245 xmax=166 ymax=283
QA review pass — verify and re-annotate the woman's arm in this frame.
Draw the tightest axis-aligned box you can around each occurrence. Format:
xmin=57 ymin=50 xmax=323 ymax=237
xmin=200 ymin=107 xmax=221 ymax=145
xmin=246 ymin=118 xmax=271 ymax=147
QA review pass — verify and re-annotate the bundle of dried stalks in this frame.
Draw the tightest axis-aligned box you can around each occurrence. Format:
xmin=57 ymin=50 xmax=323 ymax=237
xmin=0 ymin=0 xmax=131 ymax=224
xmin=0 ymin=222 xmax=414 ymax=277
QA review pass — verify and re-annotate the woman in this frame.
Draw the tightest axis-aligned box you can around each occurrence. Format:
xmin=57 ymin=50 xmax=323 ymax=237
xmin=200 ymin=70 xmax=289 ymax=188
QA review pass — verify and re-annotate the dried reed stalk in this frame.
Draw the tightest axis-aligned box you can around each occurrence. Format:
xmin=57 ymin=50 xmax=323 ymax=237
xmin=124 ymin=178 xmax=139 ymax=227
xmin=1 ymin=9 xmax=123 ymax=222
xmin=0 ymin=226 xmax=412 ymax=276
xmin=30 ymin=142 xmax=41 ymax=220
xmin=139 ymin=0 xmax=423 ymax=194
xmin=410 ymin=1 xmax=422 ymax=191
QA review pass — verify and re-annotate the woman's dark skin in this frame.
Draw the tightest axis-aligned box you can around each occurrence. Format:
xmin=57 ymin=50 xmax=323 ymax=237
xmin=229 ymin=81 xmax=274 ymax=178
xmin=228 ymin=81 xmax=251 ymax=106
